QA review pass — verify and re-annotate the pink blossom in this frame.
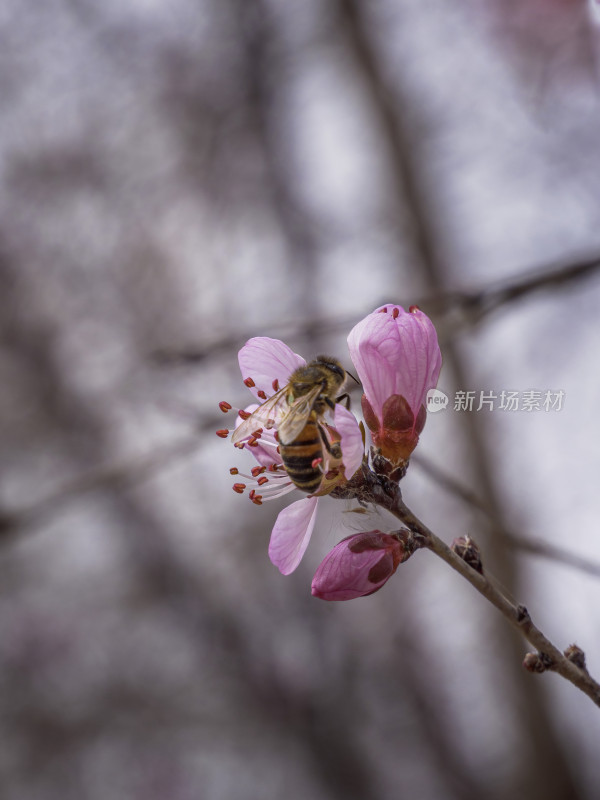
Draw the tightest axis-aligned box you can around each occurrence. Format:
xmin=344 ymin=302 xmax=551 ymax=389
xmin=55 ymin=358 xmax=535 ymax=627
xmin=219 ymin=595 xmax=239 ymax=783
xmin=238 ymin=337 xmax=306 ymax=402
xmin=231 ymin=337 xmax=364 ymax=575
xmin=311 ymin=531 xmax=406 ymax=600
xmin=347 ymin=304 xmax=442 ymax=462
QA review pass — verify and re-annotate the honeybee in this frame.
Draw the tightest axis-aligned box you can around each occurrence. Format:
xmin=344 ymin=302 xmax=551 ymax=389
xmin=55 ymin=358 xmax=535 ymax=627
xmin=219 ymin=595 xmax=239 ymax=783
xmin=231 ymin=357 xmax=350 ymax=493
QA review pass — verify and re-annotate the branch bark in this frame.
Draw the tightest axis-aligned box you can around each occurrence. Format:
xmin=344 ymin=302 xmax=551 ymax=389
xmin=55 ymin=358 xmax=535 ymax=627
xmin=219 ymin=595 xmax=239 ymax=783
xmin=391 ymin=493 xmax=600 ymax=707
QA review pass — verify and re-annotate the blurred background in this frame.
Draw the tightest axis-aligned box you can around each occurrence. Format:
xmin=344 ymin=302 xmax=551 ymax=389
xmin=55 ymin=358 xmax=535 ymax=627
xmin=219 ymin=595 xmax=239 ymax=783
xmin=2 ymin=1 xmax=600 ymax=798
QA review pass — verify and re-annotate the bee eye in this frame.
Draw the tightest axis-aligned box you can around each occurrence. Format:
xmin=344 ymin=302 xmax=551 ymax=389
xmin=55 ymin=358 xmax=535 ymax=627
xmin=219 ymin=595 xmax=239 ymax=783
xmin=316 ymin=357 xmax=344 ymax=381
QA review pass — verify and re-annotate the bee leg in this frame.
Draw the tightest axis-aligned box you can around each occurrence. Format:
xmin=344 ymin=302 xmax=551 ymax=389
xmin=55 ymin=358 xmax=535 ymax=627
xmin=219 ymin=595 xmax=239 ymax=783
xmin=317 ymin=424 xmax=343 ymax=460
xmin=335 ymin=393 xmax=351 ymax=410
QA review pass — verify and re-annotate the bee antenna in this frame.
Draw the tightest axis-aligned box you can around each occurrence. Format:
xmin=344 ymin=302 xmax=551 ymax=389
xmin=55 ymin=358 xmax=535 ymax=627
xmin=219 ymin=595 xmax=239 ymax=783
xmin=346 ymin=370 xmax=360 ymax=386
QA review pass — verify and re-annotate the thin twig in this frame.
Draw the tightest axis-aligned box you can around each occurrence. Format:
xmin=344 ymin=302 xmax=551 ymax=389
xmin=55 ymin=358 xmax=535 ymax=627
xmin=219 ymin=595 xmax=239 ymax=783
xmin=334 ymin=465 xmax=600 ymax=707
xmin=393 ymin=497 xmax=600 ymax=708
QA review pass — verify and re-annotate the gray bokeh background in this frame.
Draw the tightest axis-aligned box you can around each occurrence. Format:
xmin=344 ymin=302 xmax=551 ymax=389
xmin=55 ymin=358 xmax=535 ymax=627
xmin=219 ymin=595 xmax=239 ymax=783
xmin=2 ymin=1 xmax=600 ymax=798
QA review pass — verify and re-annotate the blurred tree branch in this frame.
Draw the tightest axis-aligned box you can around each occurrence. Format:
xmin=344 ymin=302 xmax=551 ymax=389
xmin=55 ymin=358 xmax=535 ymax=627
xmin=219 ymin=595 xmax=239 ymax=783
xmin=334 ymin=0 xmax=582 ymax=795
xmin=0 ymin=431 xmax=203 ymax=539
xmin=3 ymin=422 xmax=599 ymax=586
xmin=151 ymin=252 xmax=600 ymax=364
xmin=413 ymin=452 xmax=600 ymax=579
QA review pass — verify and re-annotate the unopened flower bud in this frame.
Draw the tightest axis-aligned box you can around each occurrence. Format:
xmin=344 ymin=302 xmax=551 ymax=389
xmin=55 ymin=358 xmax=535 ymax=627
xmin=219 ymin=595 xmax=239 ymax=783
xmin=348 ymin=304 xmax=442 ymax=463
xmin=451 ymin=536 xmax=483 ymax=574
xmin=564 ymin=644 xmax=587 ymax=671
xmin=312 ymin=530 xmax=408 ymax=601
xmin=523 ymin=651 xmax=553 ymax=673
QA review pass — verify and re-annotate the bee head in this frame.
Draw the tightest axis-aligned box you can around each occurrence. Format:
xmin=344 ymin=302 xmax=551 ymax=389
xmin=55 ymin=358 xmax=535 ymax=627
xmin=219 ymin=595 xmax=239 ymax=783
xmin=314 ymin=356 xmax=346 ymax=385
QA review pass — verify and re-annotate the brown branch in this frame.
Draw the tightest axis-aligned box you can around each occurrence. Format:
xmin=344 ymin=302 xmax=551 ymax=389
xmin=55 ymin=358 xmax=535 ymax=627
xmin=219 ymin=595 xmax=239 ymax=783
xmin=335 ymin=465 xmax=600 ymax=707
xmin=392 ymin=495 xmax=600 ymax=708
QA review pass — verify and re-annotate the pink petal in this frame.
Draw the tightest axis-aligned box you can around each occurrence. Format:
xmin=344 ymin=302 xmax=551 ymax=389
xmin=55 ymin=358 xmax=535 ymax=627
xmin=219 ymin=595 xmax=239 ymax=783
xmin=268 ymin=496 xmax=319 ymax=575
xmin=333 ymin=404 xmax=363 ymax=479
xmin=238 ymin=338 xmax=305 ymax=401
xmin=390 ymin=307 xmax=442 ymax=414
xmin=234 ymin=404 xmax=283 ymax=467
xmin=347 ymin=305 xmax=441 ymax=420
xmin=348 ymin=315 xmax=398 ymax=420
xmin=311 ymin=531 xmax=403 ymax=601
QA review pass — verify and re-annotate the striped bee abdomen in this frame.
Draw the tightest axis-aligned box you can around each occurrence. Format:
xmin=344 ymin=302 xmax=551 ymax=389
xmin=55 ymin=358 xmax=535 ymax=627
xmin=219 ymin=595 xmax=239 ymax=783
xmin=280 ymin=416 xmax=323 ymax=493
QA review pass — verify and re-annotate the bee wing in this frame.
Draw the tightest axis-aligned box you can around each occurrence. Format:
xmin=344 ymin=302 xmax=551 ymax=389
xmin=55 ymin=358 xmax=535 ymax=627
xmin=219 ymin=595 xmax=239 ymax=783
xmin=230 ymin=386 xmax=291 ymax=444
xmin=277 ymin=384 xmax=322 ymax=445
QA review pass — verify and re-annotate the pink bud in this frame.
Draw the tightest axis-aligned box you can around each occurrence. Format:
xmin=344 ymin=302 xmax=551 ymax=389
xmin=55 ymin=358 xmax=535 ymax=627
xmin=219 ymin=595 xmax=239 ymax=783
xmin=348 ymin=304 xmax=441 ymax=462
xmin=311 ymin=531 xmax=406 ymax=601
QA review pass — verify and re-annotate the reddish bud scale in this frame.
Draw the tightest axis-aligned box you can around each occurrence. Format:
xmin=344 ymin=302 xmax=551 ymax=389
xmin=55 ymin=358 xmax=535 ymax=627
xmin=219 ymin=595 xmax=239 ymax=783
xmin=216 ymin=429 xmax=229 ymax=438
xmin=367 ymin=552 xmax=395 ymax=584
xmin=233 ymin=483 xmax=246 ymax=493
xmin=219 ymin=401 xmax=232 ymax=413
xmin=564 ymin=644 xmax=587 ymax=671
xmin=243 ymin=377 xmax=255 ymax=388
xmin=523 ymin=653 xmax=547 ymax=673
xmin=257 ymin=390 xmax=267 ymax=400
xmin=348 ymin=533 xmax=393 ymax=554
xmin=362 ymin=393 xmax=426 ymax=463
